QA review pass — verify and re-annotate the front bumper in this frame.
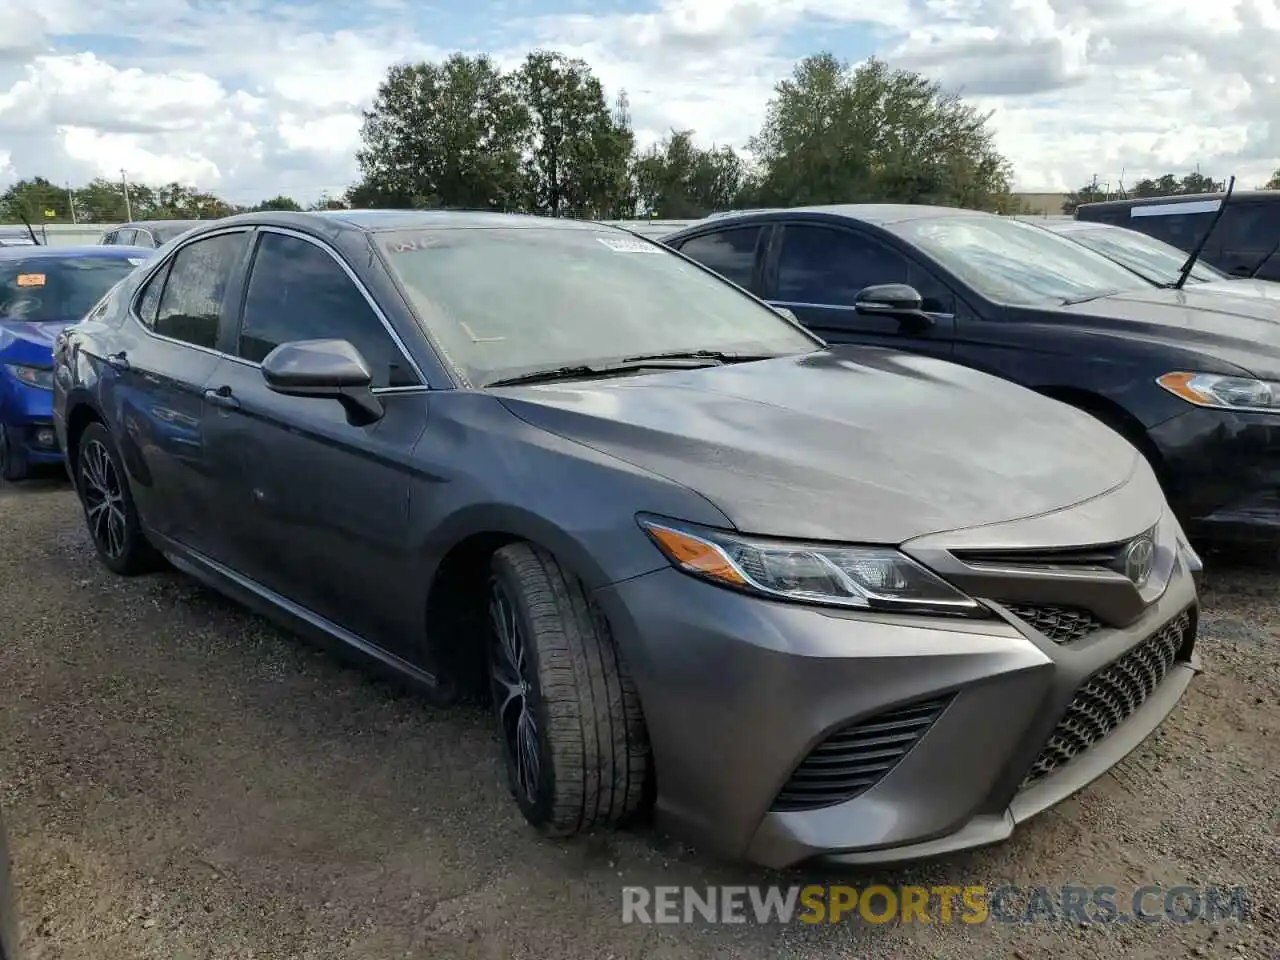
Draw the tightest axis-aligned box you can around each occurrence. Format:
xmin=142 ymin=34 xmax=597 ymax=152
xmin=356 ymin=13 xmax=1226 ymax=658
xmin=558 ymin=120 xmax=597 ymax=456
xmin=1147 ymin=405 xmax=1280 ymax=544
xmin=0 ymin=375 xmax=61 ymax=465
xmin=595 ymin=476 xmax=1200 ymax=869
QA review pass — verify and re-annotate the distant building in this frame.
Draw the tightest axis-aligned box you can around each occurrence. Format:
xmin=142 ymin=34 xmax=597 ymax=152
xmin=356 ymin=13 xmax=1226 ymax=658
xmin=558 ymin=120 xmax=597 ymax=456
xmin=1013 ymin=193 xmax=1070 ymax=216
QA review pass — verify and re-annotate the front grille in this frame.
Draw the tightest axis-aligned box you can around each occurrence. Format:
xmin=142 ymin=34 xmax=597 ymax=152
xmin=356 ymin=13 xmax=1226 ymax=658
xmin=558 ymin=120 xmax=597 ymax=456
xmin=954 ymin=526 xmax=1158 ymax=577
xmin=1022 ymin=609 xmax=1193 ymax=785
xmin=772 ymin=697 xmax=950 ymax=812
xmin=1006 ymin=604 xmax=1103 ymax=644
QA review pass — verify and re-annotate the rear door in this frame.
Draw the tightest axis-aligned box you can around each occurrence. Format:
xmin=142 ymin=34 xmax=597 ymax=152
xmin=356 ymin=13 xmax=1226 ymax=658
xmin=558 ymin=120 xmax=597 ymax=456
xmin=200 ymin=228 xmax=430 ymax=654
xmin=759 ymin=221 xmax=958 ymax=359
xmin=102 ymin=228 xmax=253 ymax=550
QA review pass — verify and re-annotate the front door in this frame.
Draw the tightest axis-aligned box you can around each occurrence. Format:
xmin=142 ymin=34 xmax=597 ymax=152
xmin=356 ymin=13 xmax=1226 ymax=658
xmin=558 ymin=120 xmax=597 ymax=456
xmin=100 ymin=229 xmax=252 ymax=551
xmin=201 ymin=229 xmax=430 ymax=656
xmin=763 ymin=223 xmax=958 ymax=360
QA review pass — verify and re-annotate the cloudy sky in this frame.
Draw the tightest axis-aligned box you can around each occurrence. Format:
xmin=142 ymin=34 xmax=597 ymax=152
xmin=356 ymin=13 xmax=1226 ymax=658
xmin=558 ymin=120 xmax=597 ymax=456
xmin=1 ymin=0 xmax=1278 ymax=206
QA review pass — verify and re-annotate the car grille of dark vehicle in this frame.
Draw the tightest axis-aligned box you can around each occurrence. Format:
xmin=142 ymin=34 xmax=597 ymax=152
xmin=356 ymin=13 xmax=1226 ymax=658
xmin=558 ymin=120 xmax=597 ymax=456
xmin=1005 ymin=604 xmax=1104 ymax=644
xmin=1022 ymin=608 xmax=1193 ymax=785
xmin=771 ymin=697 xmax=951 ymax=812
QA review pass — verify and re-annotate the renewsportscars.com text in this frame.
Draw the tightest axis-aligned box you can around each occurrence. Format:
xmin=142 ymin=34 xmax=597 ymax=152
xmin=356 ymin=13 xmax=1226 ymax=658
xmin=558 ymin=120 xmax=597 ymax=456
xmin=621 ymin=884 xmax=1251 ymax=925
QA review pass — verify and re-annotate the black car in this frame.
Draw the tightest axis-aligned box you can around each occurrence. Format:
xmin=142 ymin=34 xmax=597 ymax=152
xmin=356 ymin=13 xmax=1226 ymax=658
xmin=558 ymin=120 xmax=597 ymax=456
xmin=100 ymin=220 xmax=202 ymax=249
xmin=663 ymin=205 xmax=1280 ymax=547
xmin=1075 ymin=191 xmax=1280 ymax=282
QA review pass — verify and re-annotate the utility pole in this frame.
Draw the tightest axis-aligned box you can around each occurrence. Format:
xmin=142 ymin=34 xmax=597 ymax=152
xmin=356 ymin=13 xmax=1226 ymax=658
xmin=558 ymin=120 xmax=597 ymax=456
xmin=66 ymin=182 xmax=77 ymax=224
xmin=120 ymin=169 xmax=133 ymax=221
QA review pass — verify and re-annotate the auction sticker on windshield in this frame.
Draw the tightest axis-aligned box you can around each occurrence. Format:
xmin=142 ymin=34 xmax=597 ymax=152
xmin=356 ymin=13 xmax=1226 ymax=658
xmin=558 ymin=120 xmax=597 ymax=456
xmin=16 ymin=273 xmax=46 ymax=287
xmin=597 ymin=237 xmax=661 ymax=253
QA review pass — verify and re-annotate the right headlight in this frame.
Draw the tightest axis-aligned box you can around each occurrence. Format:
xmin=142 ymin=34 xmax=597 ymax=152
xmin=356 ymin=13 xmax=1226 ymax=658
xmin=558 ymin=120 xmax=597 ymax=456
xmin=1157 ymin=371 xmax=1280 ymax=412
xmin=637 ymin=514 xmax=986 ymax=617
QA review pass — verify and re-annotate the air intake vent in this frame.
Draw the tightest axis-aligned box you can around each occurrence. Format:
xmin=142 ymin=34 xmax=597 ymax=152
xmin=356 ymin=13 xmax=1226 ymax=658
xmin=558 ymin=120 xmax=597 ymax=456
xmin=1005 ymin=604 xmax=1104 ymax=644
xmin=1023 ymin=608 xmax=1193 ymax=785
xmin=772 ymin=697 xmax=951 ymax=812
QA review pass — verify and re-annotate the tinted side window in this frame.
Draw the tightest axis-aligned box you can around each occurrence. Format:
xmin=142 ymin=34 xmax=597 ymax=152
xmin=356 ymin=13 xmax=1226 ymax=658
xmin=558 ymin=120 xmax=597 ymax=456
xmin=1218 ymin=203 xmax=1274 ymax=249
xmin=1131 ymin=211 xmax=1209 ymax=252
xmin=776 ymin=225 xmax=911 ymax=306
xmin=676 ymin=227 xmax=762 ymax=289
xmin=153 ymin=232 xmax=248 ymax=348
xmin=238 ymin=232 xmax=418 ymax=388
xmin=135 ymin=261 xmax=172 ymax=327
xmin=117 ymin=229 xmax=137 ymax=245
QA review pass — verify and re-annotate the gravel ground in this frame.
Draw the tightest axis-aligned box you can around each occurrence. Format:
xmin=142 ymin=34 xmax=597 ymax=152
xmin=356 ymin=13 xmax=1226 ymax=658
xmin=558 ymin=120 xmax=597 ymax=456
xmin=1 ymin=477 xmax=1277 ymax=960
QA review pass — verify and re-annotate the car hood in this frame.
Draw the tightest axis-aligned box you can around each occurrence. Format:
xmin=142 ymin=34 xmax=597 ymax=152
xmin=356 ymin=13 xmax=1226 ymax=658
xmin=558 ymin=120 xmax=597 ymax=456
xmin=494 ymin=349 xmax=1139 ymax=544
xmin=0 ymin=318 xmax=68 ymax=364
xmin=1059 ymin=285 xmax=1280 ymax=375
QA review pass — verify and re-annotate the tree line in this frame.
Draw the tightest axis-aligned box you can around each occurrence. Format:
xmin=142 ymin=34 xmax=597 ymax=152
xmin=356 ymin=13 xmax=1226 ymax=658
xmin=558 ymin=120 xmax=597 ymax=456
xmin=4 ymin=48 xmax=1280 ymax=225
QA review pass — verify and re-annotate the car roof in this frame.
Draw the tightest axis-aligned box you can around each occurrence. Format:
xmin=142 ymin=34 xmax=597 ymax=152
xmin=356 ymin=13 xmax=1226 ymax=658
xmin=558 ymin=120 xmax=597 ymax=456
xmin=0 ymin=244 xmax=154 ymax=261
xmin=668 ymin=204 xmax=993 ymax=232
xmin=1077 ymin=190 xmax=1278 ymax=211
xmin=201 ymin=209 xmax=639 ymax=235
xmin=116 ymin=220 xmax=203 ymax=229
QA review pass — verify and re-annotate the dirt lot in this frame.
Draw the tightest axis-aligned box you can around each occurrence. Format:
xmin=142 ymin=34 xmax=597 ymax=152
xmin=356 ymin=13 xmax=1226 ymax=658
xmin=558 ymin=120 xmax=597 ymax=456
xmin=1 ymin=477 xmax=1277 ymax=960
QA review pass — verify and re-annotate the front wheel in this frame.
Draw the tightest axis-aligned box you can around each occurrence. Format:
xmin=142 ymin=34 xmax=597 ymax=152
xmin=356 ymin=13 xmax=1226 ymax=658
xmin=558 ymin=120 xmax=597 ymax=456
xmin=75 ymin=422 xmax=162 ymax=576
xmin=486 ymin=543 xmax=652 ymax=835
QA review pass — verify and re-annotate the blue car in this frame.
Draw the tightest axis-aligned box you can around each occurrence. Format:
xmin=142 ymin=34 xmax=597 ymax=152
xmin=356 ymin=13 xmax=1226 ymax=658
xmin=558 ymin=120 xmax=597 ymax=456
xmin=0 ymin=245 xmax=153 ymax=480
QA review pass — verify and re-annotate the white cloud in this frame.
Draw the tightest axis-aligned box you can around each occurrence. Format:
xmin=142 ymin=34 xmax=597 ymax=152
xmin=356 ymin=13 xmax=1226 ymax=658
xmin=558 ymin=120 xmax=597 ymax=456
xmin=0 ymin=0 xmax=1279 ymax=206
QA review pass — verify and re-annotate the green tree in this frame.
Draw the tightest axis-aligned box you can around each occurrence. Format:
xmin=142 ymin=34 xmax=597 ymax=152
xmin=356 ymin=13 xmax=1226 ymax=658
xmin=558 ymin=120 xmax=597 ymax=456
xmin=514 ymin=50 xmax=634 ymax=218
xmin=72 ymin=177 xmax=132 ymax=221
xmin=747 ymin=54 xmax=1014 ymax=211
xmin=1062 ymin=179 xmax=1119 ymax=214
xmin=1263 ymin=169 xmax=1280 ymax=190
xmin=356 ymin=54 xmax=529 ymax=210
xmin=252 ymin=194 xmax=302 ymax=211
xmin=1127 ymin=170 xmax=1222 ymax=199
xmin=1 ymin=177 xmax=70 ymax=222
xmin=632 ymin=129 xmax=746 ymax=218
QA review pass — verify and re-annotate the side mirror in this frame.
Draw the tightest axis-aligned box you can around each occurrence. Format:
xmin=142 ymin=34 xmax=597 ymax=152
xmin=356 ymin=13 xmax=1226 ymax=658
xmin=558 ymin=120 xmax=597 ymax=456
xmin=261 ymin=338 xmax=385 ymax=426
xmin=853 ymin=283 xmax=926 ymax=315
xmin=773 ymin=305 xmax=799 ymax=323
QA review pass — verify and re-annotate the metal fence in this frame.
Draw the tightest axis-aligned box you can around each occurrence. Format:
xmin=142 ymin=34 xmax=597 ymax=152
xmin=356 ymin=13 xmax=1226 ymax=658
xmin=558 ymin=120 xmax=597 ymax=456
xmin=0 ymin=223 xmax=118 ymax=246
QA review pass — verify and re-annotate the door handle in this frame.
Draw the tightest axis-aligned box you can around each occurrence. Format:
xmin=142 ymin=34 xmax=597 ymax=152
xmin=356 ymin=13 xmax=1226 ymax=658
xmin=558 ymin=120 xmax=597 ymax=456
xmin=204 ymin=386 xmax=240 ymax=410
xmin=105 ymin=351 xmax=130 ymax=371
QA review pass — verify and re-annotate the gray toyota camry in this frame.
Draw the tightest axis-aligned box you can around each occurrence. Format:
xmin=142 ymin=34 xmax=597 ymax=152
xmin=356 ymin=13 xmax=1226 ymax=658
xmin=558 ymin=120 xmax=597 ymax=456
xmin=52 ymin=210 xmax=1202 ymax=868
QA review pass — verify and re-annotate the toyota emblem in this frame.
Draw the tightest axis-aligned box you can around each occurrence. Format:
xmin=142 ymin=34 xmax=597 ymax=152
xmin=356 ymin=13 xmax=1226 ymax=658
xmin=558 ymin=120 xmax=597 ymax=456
xmin=1123 ymin=535 xmax=1155 ymax=587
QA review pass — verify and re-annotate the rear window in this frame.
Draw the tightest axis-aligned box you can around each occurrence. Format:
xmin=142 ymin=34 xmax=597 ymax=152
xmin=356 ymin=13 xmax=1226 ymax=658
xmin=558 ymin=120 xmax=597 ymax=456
xmin=0 ymin=256 xmax=141 ymax=322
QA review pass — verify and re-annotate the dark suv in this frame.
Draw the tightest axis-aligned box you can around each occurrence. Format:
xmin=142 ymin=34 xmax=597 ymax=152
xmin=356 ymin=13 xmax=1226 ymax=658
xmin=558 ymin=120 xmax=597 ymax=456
xmin=663 ymin=204 xmax=1280 ymax=548
xmin=1075 ymin=191 xmax=1280 ymax=282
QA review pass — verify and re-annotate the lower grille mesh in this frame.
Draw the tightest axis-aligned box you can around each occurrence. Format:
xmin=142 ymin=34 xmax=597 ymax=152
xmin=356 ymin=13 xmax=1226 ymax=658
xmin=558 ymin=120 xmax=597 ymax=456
xmin=772 ymin=697 xmax=950 ymax=812
xmin=1023 ymin=609 xmax=1193 ymax=784
xmin=1006 ymin=604 xmax=1103 ymax=644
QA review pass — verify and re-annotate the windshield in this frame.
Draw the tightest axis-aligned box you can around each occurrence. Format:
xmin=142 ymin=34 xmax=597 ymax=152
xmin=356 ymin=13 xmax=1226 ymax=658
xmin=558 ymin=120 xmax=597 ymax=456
xmin=889 ymin=215 xmax=1154 ymax=305
xmin=375 ymin=226 xmax=820 ymax=386
xmin=0 ymin=256 xmax=139 ymax=322
xmin=1063 ymin=226 xmax=1226 ymax=285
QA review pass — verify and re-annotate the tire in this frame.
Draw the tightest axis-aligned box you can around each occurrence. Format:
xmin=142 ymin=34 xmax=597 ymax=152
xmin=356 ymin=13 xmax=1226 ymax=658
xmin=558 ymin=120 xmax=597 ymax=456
xmin=74 ymin=422 xmax=162 ymax=576
xmin=486 ymin=542 xmax=652 ymax=835
xmin=0 ymin=425 xmax=28 ymax=483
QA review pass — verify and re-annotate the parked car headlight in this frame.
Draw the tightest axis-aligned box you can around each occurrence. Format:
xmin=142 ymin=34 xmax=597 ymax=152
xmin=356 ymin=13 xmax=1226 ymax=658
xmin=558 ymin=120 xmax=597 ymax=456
xmin=638 ymin=515 xmax=985 ymax=617
xmin=1157 ymin=371 xmax=1280 ymax=411
xmin=4 ymin=363 xmax=54 ymax=390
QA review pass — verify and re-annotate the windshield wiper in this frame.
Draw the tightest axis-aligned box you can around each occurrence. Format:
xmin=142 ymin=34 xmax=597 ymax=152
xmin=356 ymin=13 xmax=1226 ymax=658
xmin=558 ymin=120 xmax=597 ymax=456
xmin=1061 ymin=289 xmax=1126 ymax=305
xmin=617 ymin=349 xmax=770 ymax=365
xmin=1174 ymin=175 xmax=1235 ymax=290
xmin=1248 ymin=237 xmax=1280 ymax=279
xmin=485 ymin=355 xmax=734 ymax=388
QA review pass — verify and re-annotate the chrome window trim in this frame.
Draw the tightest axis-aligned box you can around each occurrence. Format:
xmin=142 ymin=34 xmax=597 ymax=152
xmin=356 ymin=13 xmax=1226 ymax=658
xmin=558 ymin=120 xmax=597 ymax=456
xmin=126 ymin=223 xmax=429 ymax=390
